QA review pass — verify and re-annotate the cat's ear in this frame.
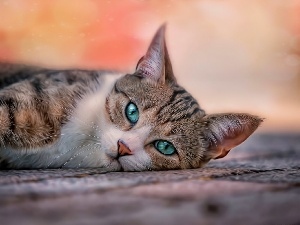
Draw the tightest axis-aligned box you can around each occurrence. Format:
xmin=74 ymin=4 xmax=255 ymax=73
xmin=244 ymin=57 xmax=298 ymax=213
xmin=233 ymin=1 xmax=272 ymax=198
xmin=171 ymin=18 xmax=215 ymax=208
xmin=201 ymin=113 xmax=263 ymax=160
xmin=136 ymin=24 xmax=176 ymax=85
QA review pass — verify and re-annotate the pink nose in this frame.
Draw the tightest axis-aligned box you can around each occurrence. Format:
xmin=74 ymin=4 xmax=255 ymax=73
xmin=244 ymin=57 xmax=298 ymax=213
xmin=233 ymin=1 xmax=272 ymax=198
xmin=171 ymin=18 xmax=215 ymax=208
xmin=117 ymin=140 xmax=133 ymax=156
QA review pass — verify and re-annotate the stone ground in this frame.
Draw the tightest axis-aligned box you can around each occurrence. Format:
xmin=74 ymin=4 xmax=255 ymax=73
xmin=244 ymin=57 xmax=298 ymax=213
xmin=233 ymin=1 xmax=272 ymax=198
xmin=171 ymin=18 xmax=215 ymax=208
xmin=0 ymin=133 xmax=299 ymax=225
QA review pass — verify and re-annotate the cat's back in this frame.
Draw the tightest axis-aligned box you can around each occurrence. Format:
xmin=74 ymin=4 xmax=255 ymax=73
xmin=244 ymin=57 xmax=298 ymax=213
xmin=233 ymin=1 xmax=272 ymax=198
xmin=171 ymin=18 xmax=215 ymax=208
xmin=0 ymin=62 xmax=105 ymax=90
xmin=0 ymin=62 xmax=44 ymax=89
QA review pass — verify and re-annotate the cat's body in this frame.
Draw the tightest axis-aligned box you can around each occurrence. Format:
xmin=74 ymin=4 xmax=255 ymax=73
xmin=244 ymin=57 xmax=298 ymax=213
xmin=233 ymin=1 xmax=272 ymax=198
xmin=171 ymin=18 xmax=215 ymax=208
xmin=0 ymin=67 xmax=122 ymax=169
xmin=0 ymin=26 xmax=262 ymax=171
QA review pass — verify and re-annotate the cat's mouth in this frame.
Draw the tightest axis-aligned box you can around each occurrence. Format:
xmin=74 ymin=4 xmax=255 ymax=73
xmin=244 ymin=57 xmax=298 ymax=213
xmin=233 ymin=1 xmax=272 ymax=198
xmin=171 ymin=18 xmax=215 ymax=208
xmin=103 ymin=139 xmax=135 ymax=171
xmin=107 ymin=158 xmax=124 ymax=171
xmin=108 ymin=155 xmax=138 ymax=172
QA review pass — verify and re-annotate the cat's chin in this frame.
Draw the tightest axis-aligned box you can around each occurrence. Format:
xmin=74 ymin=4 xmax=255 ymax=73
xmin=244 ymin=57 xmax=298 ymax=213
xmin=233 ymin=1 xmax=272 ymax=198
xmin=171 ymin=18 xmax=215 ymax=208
xmin=117 ymin=156 xmax=150 ymax=172
xmin=103 ymin=159 xmax=123 ymax=172
xmin=103 ymin=156 xmax=134 ymax=172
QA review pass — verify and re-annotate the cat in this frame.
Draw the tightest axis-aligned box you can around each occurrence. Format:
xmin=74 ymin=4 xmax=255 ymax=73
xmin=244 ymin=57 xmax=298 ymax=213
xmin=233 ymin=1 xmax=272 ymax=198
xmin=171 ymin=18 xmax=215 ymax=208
xmin=0 ymin=25 xmax=263 ymax=171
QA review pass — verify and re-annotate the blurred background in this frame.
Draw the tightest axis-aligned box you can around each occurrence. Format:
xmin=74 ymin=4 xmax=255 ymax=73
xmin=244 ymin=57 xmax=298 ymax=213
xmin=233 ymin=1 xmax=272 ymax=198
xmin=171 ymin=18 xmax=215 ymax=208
xmin=0 ymin=0 xmax=299 ymax=132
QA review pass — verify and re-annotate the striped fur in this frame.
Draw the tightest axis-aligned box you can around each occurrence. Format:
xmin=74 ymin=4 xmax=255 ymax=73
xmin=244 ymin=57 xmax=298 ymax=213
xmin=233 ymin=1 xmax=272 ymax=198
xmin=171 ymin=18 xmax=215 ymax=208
xmin=0 ymin=65 xmax=103 ymax=149
xmin=0 ymin=25 xmax=262 ymax=170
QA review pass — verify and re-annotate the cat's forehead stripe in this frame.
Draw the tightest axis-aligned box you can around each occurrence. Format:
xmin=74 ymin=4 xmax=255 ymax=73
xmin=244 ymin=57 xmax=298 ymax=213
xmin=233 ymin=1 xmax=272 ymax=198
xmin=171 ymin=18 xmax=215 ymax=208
xmin=155 ymin=87 xmax=187 ymax=115
xmin=157 ymin=86 xmax=205 ymax=124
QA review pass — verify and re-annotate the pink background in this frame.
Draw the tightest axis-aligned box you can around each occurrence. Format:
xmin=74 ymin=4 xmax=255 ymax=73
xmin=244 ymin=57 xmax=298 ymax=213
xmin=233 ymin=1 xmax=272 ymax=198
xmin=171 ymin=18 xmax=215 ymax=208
xmin=0 ymin=0 xmax=299 ymax=132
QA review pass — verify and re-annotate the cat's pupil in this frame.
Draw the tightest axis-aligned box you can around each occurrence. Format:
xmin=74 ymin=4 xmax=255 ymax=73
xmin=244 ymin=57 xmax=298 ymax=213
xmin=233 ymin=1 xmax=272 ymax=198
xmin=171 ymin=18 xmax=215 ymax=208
xmin=125 ymin=102 xmax=139 ymax=124
xmin=154 ymin=140 xmax=176 ymax=155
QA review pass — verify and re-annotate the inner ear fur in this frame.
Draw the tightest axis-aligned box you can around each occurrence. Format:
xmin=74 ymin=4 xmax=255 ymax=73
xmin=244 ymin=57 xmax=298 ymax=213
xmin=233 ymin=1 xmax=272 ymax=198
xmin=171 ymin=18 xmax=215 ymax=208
xmin=201 ymin=113 xmax=263 ymax=160
xmin=135 ymin=24 xmax=176 ymax=85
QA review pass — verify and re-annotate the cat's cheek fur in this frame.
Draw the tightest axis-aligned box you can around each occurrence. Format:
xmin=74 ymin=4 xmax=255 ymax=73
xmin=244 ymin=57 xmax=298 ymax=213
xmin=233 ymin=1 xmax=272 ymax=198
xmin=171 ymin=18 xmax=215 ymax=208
xmin=146 ymin=146 xmax=181 ymax=170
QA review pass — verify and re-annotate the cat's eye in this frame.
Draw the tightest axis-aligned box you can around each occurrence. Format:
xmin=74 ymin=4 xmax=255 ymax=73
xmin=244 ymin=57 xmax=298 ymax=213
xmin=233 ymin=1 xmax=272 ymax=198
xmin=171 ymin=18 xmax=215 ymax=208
xmin=154 ymin=140 xmax=176 ymax=155
xmin=125 ymin=102 xmax=139 ymax=124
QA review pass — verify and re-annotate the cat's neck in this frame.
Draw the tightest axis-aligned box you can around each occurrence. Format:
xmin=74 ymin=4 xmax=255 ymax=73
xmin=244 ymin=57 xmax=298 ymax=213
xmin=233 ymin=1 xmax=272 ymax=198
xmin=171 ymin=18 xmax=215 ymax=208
xmin=51 ymin=72 xmax=123 ymax=168
xmin=66 ymin=72 xmax=123 ymax=136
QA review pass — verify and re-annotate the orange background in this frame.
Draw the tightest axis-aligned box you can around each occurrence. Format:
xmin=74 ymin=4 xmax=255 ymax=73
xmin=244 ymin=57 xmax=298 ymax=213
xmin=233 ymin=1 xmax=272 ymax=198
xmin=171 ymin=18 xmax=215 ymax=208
xmin=0 ymin=0 xmax=300 ymax=132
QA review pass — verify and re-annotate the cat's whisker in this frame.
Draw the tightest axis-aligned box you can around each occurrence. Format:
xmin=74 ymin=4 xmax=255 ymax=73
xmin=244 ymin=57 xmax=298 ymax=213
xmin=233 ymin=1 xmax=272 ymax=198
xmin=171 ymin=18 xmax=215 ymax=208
xmin=91 ymin=122 xmax=101 ymax=130
xmin=46 ymin=143 xmax=96 ymax=168
xmin=66 ymin=132 xmax=101 ymax=143
xmin=70 ymin=115 xmax=102 ymax=133
xmin=61 ymin=143 xmax=99 ymax=168
xmin=76 ymin=146 xmax=99 ymax=168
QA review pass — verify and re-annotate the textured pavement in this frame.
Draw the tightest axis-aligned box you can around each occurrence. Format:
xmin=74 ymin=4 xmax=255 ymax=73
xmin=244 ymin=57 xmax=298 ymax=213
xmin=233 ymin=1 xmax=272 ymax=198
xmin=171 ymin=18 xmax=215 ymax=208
xmin=0 ymin=133 xmax=299 ymax=225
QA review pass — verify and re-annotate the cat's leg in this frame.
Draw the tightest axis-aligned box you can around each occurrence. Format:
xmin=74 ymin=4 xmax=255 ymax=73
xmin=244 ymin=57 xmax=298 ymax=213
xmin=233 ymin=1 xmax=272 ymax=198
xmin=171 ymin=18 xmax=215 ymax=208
xmin=0 ymin=98 xmax=59 ymax=150
xmin=0 ymin=80 xmax=70 ymax=150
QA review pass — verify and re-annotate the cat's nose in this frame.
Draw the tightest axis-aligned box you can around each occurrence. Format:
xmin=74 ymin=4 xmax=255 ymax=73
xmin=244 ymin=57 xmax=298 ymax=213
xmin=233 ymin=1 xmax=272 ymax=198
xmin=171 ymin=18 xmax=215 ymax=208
xmin=117 ymin=139 xmax=133 ymax=156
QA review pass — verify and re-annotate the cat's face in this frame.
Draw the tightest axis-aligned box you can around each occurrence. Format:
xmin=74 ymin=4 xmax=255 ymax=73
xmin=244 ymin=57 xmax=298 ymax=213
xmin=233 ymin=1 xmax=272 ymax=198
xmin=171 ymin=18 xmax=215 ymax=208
xmin=100 ymin=25 xmax=262 ymax=171
xmin=103 ymin=73 xmax=205 ymax=171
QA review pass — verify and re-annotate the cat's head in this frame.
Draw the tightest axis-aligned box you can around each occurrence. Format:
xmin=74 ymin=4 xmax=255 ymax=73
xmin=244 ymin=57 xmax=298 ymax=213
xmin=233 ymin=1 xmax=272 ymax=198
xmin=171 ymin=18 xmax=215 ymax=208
xmin=102 ymin=25 xmax=263 ymax=171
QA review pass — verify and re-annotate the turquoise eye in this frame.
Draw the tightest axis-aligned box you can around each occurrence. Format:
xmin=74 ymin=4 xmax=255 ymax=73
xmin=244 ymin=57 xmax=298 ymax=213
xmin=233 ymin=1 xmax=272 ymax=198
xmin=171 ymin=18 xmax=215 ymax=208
xmin=125 ymin=102 xmax=139 ymax=124
xmin=154 ymin=140 xmax=176 ymax=155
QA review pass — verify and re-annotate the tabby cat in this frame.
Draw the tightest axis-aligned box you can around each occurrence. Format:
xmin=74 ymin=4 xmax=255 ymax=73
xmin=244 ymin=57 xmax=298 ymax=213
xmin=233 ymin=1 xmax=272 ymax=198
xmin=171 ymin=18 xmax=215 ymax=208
xmin=0 ymin=25 xmax=262 ymax=171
